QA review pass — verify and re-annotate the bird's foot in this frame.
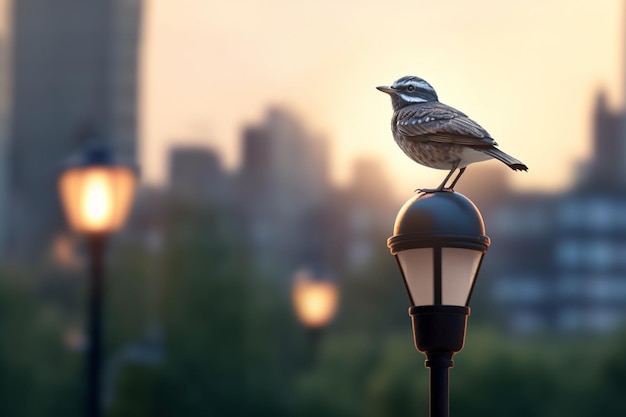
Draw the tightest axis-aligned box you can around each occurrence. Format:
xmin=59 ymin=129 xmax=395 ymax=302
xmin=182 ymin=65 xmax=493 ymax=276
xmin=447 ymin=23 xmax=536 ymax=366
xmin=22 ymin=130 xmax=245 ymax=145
xmin=415 ymin=166 xmax=465 ymax=194
xmin=414 ymin=187 xmax=454 ymax=194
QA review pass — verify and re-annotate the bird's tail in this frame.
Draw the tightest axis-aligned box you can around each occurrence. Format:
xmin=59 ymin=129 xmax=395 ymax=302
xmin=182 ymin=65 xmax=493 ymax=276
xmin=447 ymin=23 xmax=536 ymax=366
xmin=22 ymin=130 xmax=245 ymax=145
xmin=482 ymin=147 xmax=528 ymax=171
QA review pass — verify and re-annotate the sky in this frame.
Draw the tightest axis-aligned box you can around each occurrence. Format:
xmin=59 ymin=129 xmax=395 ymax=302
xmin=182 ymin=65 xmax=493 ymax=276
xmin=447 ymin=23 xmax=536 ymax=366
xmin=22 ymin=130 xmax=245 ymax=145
xmin=140 ymin=0 xmax=624 ymax=194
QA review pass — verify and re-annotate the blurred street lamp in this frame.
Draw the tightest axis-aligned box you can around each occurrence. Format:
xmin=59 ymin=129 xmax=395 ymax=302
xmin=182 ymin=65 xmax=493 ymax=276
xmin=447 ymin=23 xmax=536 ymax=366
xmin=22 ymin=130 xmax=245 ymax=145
xmin=292 ymin=269 xmax=339 ymax=329
xmin=292 ymin=269 xmax=339 ymax=362
xmin=387 ymin=191 xmax=490 ymax=417
xmin=58 ymin=143 xmax=138 ymax=417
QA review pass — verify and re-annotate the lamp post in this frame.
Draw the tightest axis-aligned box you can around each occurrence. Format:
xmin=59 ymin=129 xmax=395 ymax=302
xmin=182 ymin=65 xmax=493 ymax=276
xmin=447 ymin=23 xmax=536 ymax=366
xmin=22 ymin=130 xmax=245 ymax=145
xmin=387 ymin=191 xmax=490 ymax=417
xmin=58 ymin=143 xmax=138 ymax=417
xmin=292 ymin=269 xmax=339 ymax=361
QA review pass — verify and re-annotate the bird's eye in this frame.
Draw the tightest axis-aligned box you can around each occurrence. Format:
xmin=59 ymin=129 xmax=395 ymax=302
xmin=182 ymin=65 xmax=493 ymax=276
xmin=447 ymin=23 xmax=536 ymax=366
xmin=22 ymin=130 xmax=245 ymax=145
xmin=407 ymin=85 xmax=415 ymax=92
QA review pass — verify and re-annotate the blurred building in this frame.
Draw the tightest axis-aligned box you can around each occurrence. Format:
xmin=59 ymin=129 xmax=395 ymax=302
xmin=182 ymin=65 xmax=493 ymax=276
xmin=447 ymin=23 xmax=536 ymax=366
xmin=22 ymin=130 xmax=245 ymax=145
xmin=342 ymin=158 xmax=397 ymax=270
xmin=2 ymin=0 xmax=143 ymax=259
xmin=168 ymin=145 xmax=232 ymax=206
xmin=578 ymin=91 xmax=626 ymax=189
xmin=0 ymin=0 xmax=10 ymax=255
xmin=488 ymin=89 xmax=626 ymax=334
xmin=158 ymin=108 xmax=398 ymax=283
xmin=240 ymin=107 xmax=329 ymax=207
xmin=238 ymin=107 xmax=330 ymax=275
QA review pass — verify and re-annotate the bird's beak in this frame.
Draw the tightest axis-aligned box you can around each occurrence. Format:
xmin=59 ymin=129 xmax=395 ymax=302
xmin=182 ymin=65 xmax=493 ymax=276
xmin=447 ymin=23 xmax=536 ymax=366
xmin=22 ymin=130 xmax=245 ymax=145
xmin=376 ymin=85 xmax=395 ymax=94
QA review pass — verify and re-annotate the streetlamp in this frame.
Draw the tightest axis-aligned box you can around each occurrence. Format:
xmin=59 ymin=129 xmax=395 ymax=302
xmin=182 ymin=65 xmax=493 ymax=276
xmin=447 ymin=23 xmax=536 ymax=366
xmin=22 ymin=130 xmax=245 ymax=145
xmin=387 ymin=191 xmax=490 ymax=417
xmin=58 ymin=143 xmax=138 ymax=417
xmin=292 ymin=269 xmax=339 ymax=361
xmin=292 ymin=269 xmax=339 ymax=329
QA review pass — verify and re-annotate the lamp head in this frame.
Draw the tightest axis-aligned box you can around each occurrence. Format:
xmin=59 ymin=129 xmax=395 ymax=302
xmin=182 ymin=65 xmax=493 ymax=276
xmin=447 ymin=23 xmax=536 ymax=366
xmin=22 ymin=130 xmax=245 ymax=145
xmin=292 ymin=269 xmax=339 ymax=329
xmin=58 ymin=144 xmax=139 ymax=235
xmin=388 ymin=191 xmax=490 ymax=307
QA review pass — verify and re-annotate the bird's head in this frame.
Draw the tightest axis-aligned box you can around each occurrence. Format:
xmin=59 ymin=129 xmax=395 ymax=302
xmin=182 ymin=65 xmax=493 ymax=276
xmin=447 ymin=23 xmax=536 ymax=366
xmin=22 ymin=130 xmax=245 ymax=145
xmin=377 ymin=76 xmax=438 ymax=110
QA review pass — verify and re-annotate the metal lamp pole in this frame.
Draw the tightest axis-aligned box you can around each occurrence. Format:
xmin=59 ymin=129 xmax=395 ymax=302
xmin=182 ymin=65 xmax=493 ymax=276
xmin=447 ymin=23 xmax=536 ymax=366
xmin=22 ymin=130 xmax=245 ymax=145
xmin=86 ymin=234 xmax=106 ymax=417
xmin=409 ymin=305 xmax=470 ymax=417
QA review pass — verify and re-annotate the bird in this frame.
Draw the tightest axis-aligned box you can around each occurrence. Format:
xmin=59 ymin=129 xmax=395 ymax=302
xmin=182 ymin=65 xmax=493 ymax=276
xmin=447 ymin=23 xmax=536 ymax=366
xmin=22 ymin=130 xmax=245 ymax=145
xmin=377 ymin=76 xmax=527 ymax=191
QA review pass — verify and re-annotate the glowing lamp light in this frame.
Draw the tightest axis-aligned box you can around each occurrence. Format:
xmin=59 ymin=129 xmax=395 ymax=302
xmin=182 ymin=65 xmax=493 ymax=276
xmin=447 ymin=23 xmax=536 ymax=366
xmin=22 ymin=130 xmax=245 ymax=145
xmin=292 ymin=270 xmax=339 ymax=328
xmin=59 ymin=144 xmax=138 ymax=235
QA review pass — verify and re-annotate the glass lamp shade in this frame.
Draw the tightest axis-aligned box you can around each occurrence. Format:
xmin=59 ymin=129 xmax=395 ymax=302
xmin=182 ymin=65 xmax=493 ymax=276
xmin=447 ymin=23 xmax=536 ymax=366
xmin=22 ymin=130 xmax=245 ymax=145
xmin=59 ymin=166 xmax=136 ymax=234
xmin=388 ymin=191 xmax=490 ymax=307
xmin=292 ymin=270 xmax=339 ymax=328
xmin=397 ymin=247 xmax=484 ymax=306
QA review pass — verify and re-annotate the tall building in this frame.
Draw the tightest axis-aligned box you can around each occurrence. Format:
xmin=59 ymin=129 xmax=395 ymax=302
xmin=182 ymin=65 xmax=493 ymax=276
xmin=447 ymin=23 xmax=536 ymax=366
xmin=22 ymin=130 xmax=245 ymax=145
xmin=239 ymin=107 xmax=330 ymax=275
xmin=487 ymin=82 xmax=626 ymax=335
xmin=4 ymin=0 xmax=143 ymax=259
xmin=241 ymin=107 xmax=329 ymax=209
xmin=0 ymin=0 xmax=11 ymax=255
xmin=578 ymin=91 xmax=625 ymax=189
xmin=489 ymin=190 xmax=626 ymax=334
xmin=481 ymin=8 xmax=626 ymax=334
xmin=168 ymin=145 xmax=232 ymax=206
xmin=342 ymin=158 xmax=397 ymax=269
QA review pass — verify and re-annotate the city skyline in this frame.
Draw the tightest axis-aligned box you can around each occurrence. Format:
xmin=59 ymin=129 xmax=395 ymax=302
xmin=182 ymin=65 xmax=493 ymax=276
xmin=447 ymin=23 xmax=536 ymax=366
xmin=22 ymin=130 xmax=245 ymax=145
xmin=140 ymin=0 xmax=624 ymax=196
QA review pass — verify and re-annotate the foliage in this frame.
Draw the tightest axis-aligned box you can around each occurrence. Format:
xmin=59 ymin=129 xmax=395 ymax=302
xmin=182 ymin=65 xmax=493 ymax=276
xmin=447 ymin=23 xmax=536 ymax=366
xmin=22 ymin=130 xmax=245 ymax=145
xmin=0 ymin=266 xmax=82 ymax=417
xmin=1 ymin=201 xmax=626 ymax=416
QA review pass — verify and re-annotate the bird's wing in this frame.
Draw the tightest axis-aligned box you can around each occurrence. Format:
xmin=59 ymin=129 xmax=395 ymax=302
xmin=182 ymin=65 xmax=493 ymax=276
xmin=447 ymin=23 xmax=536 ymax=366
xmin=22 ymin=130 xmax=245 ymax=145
xmin=395 ymin=102 xmax=498 ymax=147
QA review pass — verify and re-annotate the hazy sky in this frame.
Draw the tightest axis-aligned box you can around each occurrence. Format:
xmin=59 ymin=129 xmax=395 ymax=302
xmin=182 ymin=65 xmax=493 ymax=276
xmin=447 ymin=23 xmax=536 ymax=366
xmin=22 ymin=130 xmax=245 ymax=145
xmin=141 ymin=0 xmax=623 ymax=194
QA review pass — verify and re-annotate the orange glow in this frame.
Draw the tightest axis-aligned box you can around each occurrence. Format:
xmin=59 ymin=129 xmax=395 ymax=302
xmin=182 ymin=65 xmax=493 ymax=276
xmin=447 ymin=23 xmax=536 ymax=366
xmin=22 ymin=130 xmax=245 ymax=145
xmin=292 ymin=270 xmax=339 ymax=328
xmin=83 ymin=171 xmax=113 ymax=228
xmin=59 ymin=167 xmax=137 ymax=234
